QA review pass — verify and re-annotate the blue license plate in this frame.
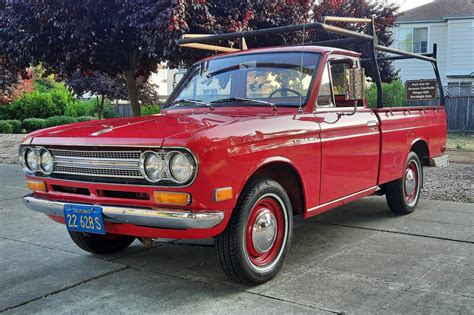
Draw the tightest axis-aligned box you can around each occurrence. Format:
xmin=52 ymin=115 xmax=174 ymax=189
xmin=64 ymin=204 xmax=105 ymax=235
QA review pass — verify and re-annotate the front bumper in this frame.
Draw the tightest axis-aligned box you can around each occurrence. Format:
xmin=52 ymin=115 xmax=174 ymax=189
xmin=22 ymin=194 xmax=225 ymax=230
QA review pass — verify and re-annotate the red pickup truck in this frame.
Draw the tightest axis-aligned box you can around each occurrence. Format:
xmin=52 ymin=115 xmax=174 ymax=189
xmin=20 ymin=21 xmax=448 ymax=284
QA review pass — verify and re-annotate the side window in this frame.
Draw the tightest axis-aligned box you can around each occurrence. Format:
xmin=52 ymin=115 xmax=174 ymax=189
xmin=330 ymin=62 xmax=350 ymax=96
xmin=317 ymin=64 xmax=333 ymax=107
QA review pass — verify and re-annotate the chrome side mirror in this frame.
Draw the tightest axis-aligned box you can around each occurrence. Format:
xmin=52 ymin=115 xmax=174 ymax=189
xmin=345 ymin=68 xmax=365 ymax=101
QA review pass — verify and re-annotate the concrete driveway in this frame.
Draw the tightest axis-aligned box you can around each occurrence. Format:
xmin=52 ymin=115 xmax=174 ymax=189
xmin=0 ymin=164 xmax=473 ymax=314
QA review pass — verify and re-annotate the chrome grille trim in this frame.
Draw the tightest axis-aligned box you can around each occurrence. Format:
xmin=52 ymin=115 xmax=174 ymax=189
xmin=50 ymin=149 xmax=144 ymax=179
xmin=54 ymin=165 xmax=143 ymax=178
xmin=49 ymin=149 xmax=141 ymax=160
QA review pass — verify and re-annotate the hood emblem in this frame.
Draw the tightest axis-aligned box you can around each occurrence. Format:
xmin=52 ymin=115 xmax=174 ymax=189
xmin=91 ymin=125 xmax=114 ymax=136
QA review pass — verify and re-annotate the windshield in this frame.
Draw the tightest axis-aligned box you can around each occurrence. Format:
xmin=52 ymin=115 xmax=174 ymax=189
xmin=166 ymin=52 xmax=321 ymax=108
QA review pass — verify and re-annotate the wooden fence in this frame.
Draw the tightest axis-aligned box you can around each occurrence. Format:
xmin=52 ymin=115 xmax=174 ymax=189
xmin=408 ymin=92 xmax=473 ymax=133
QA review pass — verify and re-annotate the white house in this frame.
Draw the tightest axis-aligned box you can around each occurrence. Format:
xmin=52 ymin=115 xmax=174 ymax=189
xmin=392 ymin=0 xmax=474 ymax=94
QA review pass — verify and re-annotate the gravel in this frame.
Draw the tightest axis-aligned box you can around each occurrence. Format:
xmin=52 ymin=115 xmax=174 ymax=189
xmin=0 ymin=134 xmax=23 ymax=165
xmin=422 ymin=162 xmax=473 ymax=203
xmin=1 ymin=133 xmax=472 ymax=203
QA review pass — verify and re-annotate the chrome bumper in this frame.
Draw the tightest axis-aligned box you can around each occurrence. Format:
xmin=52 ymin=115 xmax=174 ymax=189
xmin=431 ymin=154 xmax=449 ymax=168
xmin=22 ymin=195 xmax=225 ymax=230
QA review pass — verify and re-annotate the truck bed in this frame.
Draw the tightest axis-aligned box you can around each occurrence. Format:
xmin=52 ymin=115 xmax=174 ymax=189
xmin=373 ymin=106 xmax=447 ymax=185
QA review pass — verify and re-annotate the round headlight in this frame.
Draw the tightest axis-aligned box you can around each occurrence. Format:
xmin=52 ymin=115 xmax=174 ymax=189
xmin=141 ymin=151 xmax=164 ymax=182
xmin=25 ymin=148 xmax=39 ymax=172
xmin=40 ymin=149 xmax=53 ymax=175
xmin=169 ymin=152 xmax=194 ymax=183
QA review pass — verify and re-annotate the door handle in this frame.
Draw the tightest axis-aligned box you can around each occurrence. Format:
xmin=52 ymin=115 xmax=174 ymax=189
xmin=367 ymin=120 xmax=378 ymax=127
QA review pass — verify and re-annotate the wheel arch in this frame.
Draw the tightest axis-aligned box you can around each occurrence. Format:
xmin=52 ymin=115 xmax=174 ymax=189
xmin=410 ymin=138 xmax=430 ymax=166
xmin=242 ymin=158 xmax=306 ymax=216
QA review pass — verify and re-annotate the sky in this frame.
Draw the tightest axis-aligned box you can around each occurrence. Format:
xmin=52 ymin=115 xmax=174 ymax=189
xmin=395 ymin=0 xmax=434 ymax=12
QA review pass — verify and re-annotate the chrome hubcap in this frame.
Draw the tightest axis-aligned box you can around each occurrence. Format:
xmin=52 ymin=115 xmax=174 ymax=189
xmin=405 ymin=169 xmax=416 ymax=195
xmin=252 ymin=209 xmax=277 ymax=254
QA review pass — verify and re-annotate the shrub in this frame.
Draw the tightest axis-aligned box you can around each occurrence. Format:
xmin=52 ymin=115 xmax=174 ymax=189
xmin=367 ymin=80 xmax=406 ymax=108
xmin=141 ymin=104 xmax=161 ymax=116
xmin=5 ymin=120 xmax=22 ymax=133
xmin=76 ymin=116 xmax=96 ymax=122
xmin=22 ymin=118 xmax=46 ymax=133
xmin=45 ymin=116 xmax=77 ymax=128
xmin=65 ymin=99 xmax=95 ymax=117
xmin=0 ymin=121 xmax=13 ymax=134
xmin=0 ymin=106 xmax=9 ymax=120
xmin=8 ymin=92 xmax=62 ymax=120
xmin=49 ymin=86 xmax=74 ymax=114
xmin=102 ymin=103 xmax=119 ymax=118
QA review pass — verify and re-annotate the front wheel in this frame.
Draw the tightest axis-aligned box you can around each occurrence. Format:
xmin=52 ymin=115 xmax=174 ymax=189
xmin=216 ymin=178 xmax=293 ymax=285
xmin=69 ymin=231 xmax=135 ymax=254
xmin=385 ymin=152 xmax=423 ymax=215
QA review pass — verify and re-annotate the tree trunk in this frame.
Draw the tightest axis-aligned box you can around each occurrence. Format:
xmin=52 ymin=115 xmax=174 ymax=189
xmin=98 ymin=94 xmax=105 ymax=119
xmin=124 ymin=69 xmax=140 ymax=116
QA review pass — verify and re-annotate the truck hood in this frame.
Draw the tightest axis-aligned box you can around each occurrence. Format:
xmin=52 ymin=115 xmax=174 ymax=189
xmin=28 ymin=109 xmax=285 ymax=147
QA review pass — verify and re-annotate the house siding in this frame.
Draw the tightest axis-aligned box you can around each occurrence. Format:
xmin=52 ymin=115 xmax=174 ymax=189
xmin=446 ymin=19 xmax=474 ymax=81
xmin=392 ymin=18 xmax=474 ymax=85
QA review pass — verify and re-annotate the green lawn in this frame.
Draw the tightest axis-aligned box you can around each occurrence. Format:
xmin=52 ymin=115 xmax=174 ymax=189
xmin=447 ymin=133 xmax=474 ymax=151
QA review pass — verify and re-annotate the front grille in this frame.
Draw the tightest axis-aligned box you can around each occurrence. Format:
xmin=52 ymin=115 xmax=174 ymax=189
xmin=50 ymin=148 xmax=145 ymax=180
xmin=50 ymin=149 xmax=141 ymax=160
xmin=55 ymin=165 xmax=143 ymax=178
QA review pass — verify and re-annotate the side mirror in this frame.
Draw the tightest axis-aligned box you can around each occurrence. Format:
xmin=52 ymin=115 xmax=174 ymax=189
xmin=345 ymin=68 xmax=365 ymax=101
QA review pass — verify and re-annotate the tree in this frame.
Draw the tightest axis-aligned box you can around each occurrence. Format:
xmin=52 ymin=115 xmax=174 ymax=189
xmin=65 ymin=71 xmax=160 ymax=119
xmin=311 ymin=0 xmax=400 ymax=82
xmin=2 ymin=0 xmax=316 ymax=116
xmin=2 ymin=0 xmax=214 ymax=116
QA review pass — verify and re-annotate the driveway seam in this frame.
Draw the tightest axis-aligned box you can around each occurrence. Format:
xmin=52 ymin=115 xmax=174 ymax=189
xmin=315 ymin=221 xmax=474 ymax=244
xmin=0 ymin=266 xmax=130 ymax=313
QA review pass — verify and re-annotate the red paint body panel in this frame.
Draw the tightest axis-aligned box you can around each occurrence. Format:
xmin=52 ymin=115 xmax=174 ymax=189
xmin=21 ymin=46 xmax=447 ymax=240
xmin=374 ymin=107 xmax=447 ymax=184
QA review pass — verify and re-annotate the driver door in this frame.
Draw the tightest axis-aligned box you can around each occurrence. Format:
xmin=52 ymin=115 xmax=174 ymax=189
xmin=315 ymin=57 xmax=380 ymax=205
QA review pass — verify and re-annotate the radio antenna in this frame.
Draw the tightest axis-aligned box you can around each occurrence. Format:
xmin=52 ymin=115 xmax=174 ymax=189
xmin=296 ymin=20 xmax=306 ymax=114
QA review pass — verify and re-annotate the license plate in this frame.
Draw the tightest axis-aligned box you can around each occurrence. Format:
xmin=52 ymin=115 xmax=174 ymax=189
xmin=64 ymin=204 xmax=105 ymax=235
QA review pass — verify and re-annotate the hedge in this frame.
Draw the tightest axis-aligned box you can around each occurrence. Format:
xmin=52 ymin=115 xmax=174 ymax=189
xmin=44 ymin=116 xmax=77 ymax=128
xmin=0 ymin=121 xmax=13 ymax=134
xmin=22 ymin=118 xmax=46 ymax=133
xmin=142 ymin=104 xmax=161 ymax=116
xmin=8 ymin=92 xmax=63 ymax=120
xmin=76 ymin=116 xmax=96 ymax=122
xmin=4 ymin=120 xmax=22 ymax=133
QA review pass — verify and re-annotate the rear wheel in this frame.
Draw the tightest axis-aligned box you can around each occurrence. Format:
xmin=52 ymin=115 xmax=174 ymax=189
xmin=385 ymin=152 xmax=422 ymax=214
xmin=69 ymin=231 xmax=135 ymax=254
xmin=216 ymin=178 xmax=293 ymax=285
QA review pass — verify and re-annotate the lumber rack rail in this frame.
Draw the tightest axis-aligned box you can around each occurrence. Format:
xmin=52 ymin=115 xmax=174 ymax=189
xmin=176 ymin=16 xmax=445 ymax=108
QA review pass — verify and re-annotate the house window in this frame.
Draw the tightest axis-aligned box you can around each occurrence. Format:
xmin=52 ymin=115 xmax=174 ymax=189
xmin=397 ymin=27 xmax=428 ymax=53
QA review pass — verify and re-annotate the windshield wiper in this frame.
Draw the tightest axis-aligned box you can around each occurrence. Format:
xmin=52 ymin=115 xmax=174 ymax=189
xmin=210 ymin=97 xmax=277 ymax=111
xmin=170 ymin=98 xmax=214 ymax=110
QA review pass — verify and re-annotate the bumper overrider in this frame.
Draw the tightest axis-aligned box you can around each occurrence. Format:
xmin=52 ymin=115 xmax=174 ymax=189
xmin=22 ymin=194 xmax=225 ymax=230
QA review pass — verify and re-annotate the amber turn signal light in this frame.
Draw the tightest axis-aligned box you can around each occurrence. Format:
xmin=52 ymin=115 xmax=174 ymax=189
xmin=214 ymin=187 xmax=233 ymax=202
xmin=27 ymin=180 xmax=47 ymax=192
xmin=154 ymin=191 xmax=191 ymax=206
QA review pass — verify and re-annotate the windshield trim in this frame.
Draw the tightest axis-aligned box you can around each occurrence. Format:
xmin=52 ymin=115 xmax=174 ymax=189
xmin=165 ymin=51 xmax=321 ymax=109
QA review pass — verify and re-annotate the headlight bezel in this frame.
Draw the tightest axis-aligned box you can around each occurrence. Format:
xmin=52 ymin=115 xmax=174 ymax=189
xmin=39 ymin=148 xmax=54 ymax=175
xmin=168 ymin=151 xmax=195 ymax=184
xmin=20 ymin=146 xmax=55 ymax=176
xmin=24 ymin=147 xmax=39 ymax=174
xmin=139 ymin=149 xmax=197 ymax=185
xmin=139 ymin=150 xmax=166 ymax=183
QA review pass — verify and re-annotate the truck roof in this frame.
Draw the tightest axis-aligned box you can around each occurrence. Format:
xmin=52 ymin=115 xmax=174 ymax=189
xmin=202 ymin=45 xmax=361 ymax=62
